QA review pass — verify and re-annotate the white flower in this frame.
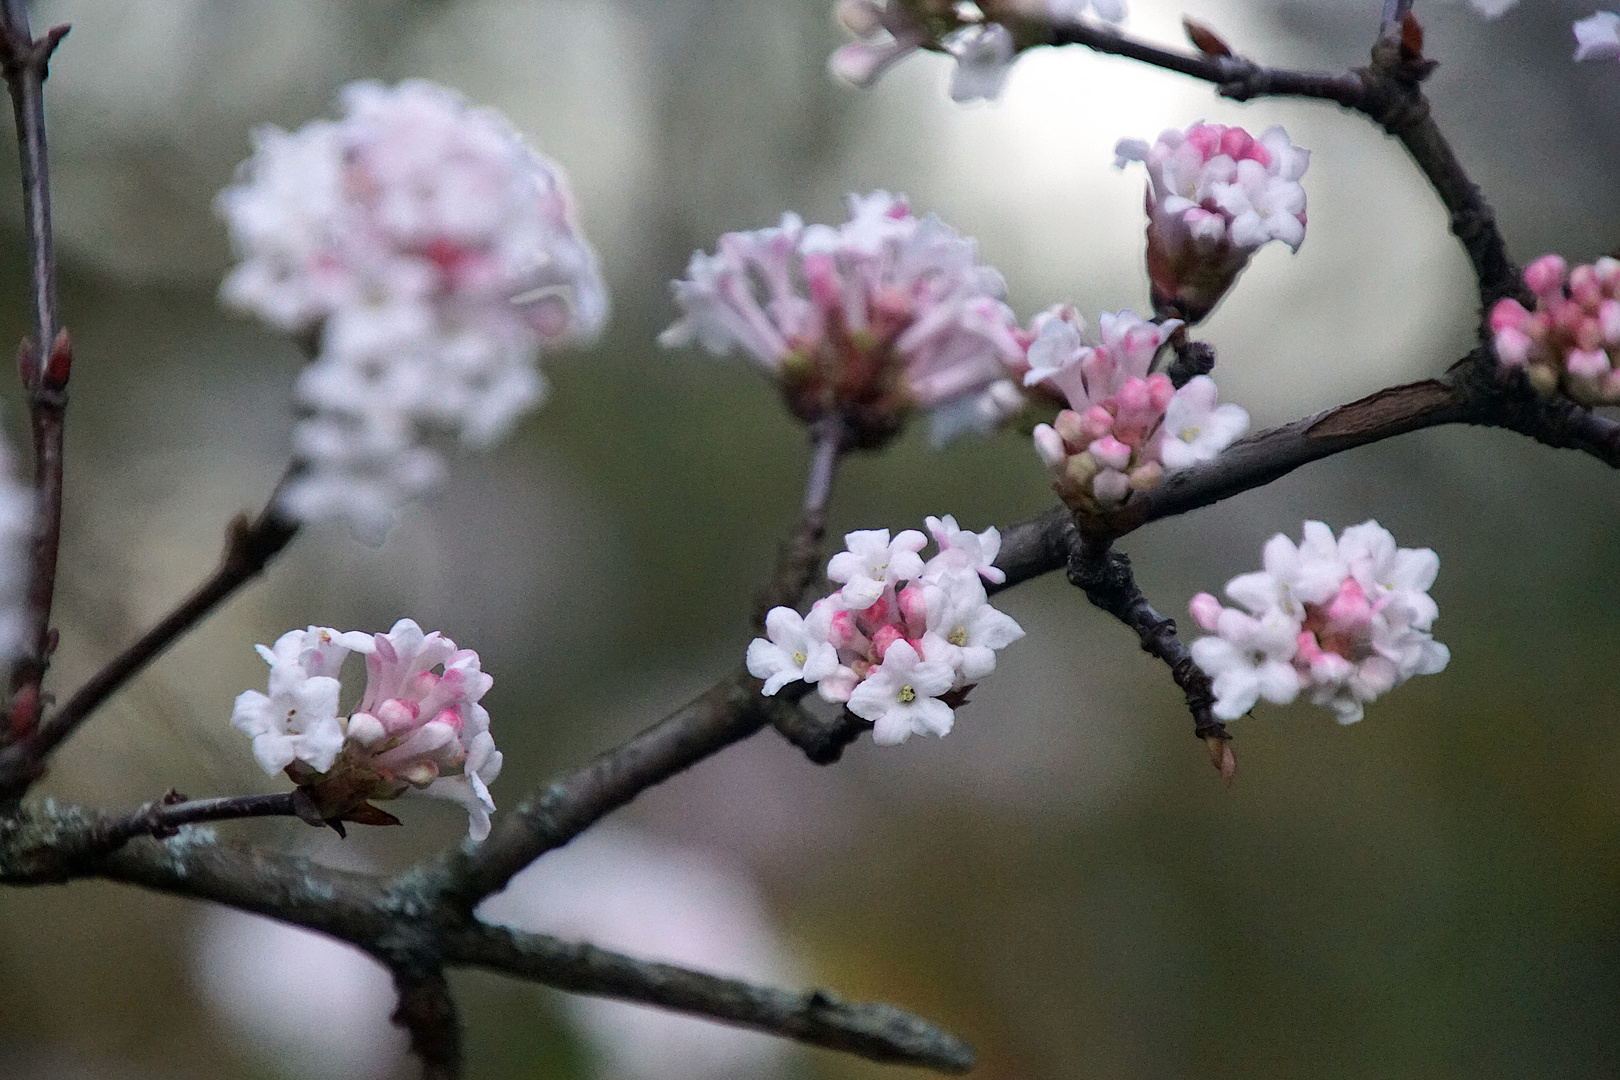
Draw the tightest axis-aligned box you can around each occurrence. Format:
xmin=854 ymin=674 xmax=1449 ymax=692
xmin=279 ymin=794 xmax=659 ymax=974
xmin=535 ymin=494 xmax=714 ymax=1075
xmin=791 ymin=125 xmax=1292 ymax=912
xmin=923 ymin=514 xmax=1005 ymax=585
xmin=230 ymin=627 xmax=367 ymax=775
xmin=826 ymin=528 xmax=928 ymax=608
xmin=1190 ymin=521 xmax=1449 ymax=725
xmin=1047 ymin=0 xmax=1126 ymax=20
xmin=847 ymin=640 xmax=957 ymax=744
xmin=920 ymin=574 xmax=1025 ymax=682
xmin=1189 ymin=607 xmax=1302 ymax=721
xmin=219 ymin=80 xmax=606 ymax=543
xmin=746 ymin=606 xmax=840 ymax=694
xmin=828 ymin=0 xmax=929 ymax=88
xmin=1156 ymin=375 xmax=1249 ymax=471
xmin=233 ymin=618 xmax=501 ymax=839
xmin=945 ymin=23 xmax=1016 ymax=103
xmin=1574 ymin=11 xmax=1620 ymax=60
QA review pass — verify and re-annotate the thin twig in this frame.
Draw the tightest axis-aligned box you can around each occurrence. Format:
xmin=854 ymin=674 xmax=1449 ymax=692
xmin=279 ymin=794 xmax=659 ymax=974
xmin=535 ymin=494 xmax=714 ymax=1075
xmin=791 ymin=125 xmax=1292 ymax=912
xmin=1065 ymin=537 xmax=1231 ymax=778
xmin=0 ymin=497 xmax=299 ymax=798
xmin=448 ymin=922 xmax=976 ymax=1073
xmin=0 ymin=6 xmax=70 ymax=738
xmin=93 ymin=791 xmax=299 ymax=849
xmin=391 ymin=967 xmax=463 ymax=1080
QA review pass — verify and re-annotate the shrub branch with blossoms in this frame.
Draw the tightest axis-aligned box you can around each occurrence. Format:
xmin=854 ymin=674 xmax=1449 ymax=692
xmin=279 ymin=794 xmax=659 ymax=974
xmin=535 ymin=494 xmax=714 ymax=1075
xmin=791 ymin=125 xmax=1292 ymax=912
xmin=4 ymin=2 xmax=1620 ymax=1078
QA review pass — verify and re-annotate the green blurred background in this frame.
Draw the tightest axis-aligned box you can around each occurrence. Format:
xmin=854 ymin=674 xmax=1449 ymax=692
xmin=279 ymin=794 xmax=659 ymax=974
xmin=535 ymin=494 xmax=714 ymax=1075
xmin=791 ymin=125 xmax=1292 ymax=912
xmin=2 ymin=0 xmax=1620 ymax=1077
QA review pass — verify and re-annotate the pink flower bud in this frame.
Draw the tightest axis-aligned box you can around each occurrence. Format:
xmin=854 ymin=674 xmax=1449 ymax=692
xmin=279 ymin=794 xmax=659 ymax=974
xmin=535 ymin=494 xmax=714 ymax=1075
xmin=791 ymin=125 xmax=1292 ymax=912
xmin=1089 ymin=435 xmax=1133 ymax=471
xmin=1053 ymin=409 xmax=1090 ymax=449
xmin=1489 ymin=298 xmax=1530 ymax=333
xmin=1127 ymin=460 xmax=1163 ymax=491
xmin=377 ymin=697 xmax=420 ymax=734
xmin=870 ymin=623 xmax=905 ymax=660
xmin=1189 ymin=592 xmax=1223 ymax=632
xmin=1032 ymin=423 xmax=1068 ymax=468
xmin=1524 ymin=254 xmax=1568 ymax=298
xmin=898 ymin=582 xmax=929 ymax=635
xmin=1145 ymin=372 xmax=1174 ymax=412
xmin=1600 ymin=300 xmax=1620 ymax=345
xmin=1571 ymin=263 xmax=1603 ymax=309
xmin=1567 ymin=348 xmax=1611 ymax=381
xmin=1079 ymin=405 xmax=1115 ymax=441
xmin=1091 ymin=468 xmax=1131 ymax=505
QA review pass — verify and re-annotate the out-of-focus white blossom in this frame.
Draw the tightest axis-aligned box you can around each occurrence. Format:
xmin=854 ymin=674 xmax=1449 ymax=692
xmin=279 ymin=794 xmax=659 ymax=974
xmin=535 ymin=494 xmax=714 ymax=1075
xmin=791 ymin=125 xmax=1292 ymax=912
xmin=218 ymin=80 xmax=607 ymax=543
xmin=748 ymin=521 xmax=1024 ymax=744
xmin=829 ymin=0 xmax=1123 ymax=100
xmin=1115 ymin=122 xmax=1309 ymax=323
xmin=232 ymin=618 xmax=502 ymax=838
xmin=660 ymin=191 xmax=1025 ymax=445
xmin=194 ymin=906 xmax=408 ymax=1080
xmin=1189 ymin=521 xmax=1449 ymax=724
xmin=1023 ymin=307 xmax=1247 ymax=511
xmin=1574 ymin=12 xmax=1620 ymax=59
xmin=1490 ymin=254 xmax=1620 ymax=403
xmin=476 ymin=826 xmax=795 ymax=1080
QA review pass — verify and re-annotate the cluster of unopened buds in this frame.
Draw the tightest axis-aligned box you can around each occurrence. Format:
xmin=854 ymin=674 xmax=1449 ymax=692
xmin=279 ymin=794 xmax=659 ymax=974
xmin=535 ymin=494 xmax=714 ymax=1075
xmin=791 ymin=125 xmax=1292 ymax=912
xmin=1188 ymin=521 xmax=1449 ymax=725
xmin=660 ymin=191 xmax=1025 ymax=445
xmin=231 ymin=619 xmax=503 ymax=838
xmin=748 ymin=516 xmax=1024 ymax=744
xmin=218 ymin=80 xmax=607 ymax=542
xmin=1490 ymin=254 xmax=1620 ymax=404
xmin=1024 ymin=307 xmax=1248 ymax=510
xmin=1115 ymin=121 xmax=1310 ymax=323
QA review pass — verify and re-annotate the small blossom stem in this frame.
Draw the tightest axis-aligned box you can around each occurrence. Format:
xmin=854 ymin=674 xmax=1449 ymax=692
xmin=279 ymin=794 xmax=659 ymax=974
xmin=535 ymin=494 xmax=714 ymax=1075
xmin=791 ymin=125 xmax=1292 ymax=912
xmin=94 ymin=791 xmax=300 ymax=849
xmin=0 ymin=497 xmax=300 ymax=800
xmin=0 ymin=7 xmax=69 ymax=738
xmin=1064 ymin=537 xmax=1228 ymax=773
xmin=1018 ymin=9 xmax=1520 ymax=307
xmin=757 ymin=416 xmax=847 ymax=623
xmin=448 ymin=922 xmax=975 ymax=1072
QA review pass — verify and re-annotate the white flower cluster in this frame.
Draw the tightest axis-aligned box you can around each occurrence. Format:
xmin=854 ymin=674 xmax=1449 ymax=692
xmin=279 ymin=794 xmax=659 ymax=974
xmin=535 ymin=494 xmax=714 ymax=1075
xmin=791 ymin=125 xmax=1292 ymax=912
xmin=218 ymin=80 xmax=607 ymax=543
xmin=660 ymin=191 xmax=1024 ymax=444
xmin=748 ymin=516 xmax=1024 ymax=744
xmin=1575 ymin=11 xmax=1620 ymax=59
xmin=1025 ymin=307 xmax=1248 ymax=509
xmin=231 ymin=618 xmax=503 ymax=839
xmin=1114 ymin=122 xmax=1309 ymax=323
xmin=829 ymin=1 xmax=1124 ymax=103
xmin=1188 ymin=521 xmax=1449 ymax=725
xmin=0 ymin=421 xmax=32 ymax=675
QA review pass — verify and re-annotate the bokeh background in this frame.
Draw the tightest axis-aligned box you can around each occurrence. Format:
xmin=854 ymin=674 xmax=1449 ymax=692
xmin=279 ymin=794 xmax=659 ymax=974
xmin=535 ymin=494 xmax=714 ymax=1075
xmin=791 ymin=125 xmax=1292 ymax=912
xmin=2 ymin=0 xmax=1619 ymax=1077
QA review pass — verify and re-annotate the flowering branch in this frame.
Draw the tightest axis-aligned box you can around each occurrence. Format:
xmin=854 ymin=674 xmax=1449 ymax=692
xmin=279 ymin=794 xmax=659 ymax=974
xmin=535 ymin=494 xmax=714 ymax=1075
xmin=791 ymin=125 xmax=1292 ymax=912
xmin=0 ymin=495 xmax=300 ymax=800
xmin=1009 ymin=5 xmax=1520 ymax=305
xmin=0 ymin=5 xmax=69 ymax=742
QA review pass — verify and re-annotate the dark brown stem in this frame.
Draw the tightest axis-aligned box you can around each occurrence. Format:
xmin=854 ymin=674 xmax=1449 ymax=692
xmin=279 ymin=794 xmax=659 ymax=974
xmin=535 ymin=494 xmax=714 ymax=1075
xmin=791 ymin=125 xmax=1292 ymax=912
xmin=0 ymin=8 xmax=69 ymax=737
xmin=0 ymin=498 xmax=299 ymax=799
xmin=391 ymin=967 xmax=463 ymax=1080
xmin=93 ymin=791 xmax=299 ymax=849
xmin=1065 ymin=537 xmax=1230 ymax=777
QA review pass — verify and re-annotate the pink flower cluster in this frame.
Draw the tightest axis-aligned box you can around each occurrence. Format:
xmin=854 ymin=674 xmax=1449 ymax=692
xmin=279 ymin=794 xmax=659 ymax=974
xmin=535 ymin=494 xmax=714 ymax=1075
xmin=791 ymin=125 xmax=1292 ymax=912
xmin=1490 ymin=254 xmax=1620 ymax=404
xmin=218 ymin=80 xmax=607 ymax=542
xmin=1115 ymin=122 xmax=1309 ymax=323
xmin=660 ymin=191 xmax=1026 ymax=445
xmin=1188 ymin=521 xmax=1449 ymax=725
xmin=747 ymin=517 xmax=1024 ymax=745
xmin=1025 ymin=307 xmax=1248 ymax=510
xmin=231 ymin=619 xmax=503 ymax=838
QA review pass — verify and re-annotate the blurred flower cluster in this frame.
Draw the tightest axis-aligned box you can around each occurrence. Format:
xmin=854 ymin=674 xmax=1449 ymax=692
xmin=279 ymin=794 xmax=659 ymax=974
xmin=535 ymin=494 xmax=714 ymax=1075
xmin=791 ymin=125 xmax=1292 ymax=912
xmin=1188 ymin=521 xmax=1449 ymax=724
xmin=1491 ymin=254 xmax=1620 ymax=403
xmin=660 ymin=190 xmax=1025 ymax=445
xmin=231 ymin=618 xmax=503 ymax=838
xmin=749 ymin=516 xmax=1023 ymax=744
xmin=218 ymin=80 xmax=607 ymax=542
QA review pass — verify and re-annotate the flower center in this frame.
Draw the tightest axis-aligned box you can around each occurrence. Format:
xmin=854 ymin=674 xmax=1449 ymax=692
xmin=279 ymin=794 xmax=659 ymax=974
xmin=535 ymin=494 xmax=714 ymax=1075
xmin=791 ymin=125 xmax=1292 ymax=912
xmin=1179 ymin=425 xmax=1200 ymax=442
xmin=897 ymin=684 xmax=916 ymax=703
xmin=947 ymin=626 xmax=967 ymax=647
xmin=792 ymin=650 xmax=806 ymax=666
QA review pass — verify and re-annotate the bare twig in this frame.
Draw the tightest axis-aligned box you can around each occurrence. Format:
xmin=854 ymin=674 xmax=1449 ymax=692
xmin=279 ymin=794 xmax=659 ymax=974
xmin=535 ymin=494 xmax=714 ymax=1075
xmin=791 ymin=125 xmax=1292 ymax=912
xmin=93 ymin=790 xmax=299 ymax=849
xmin=0 ymin=6 xmax=70 ymax=740
xmin=0 ymin=498 xmax=299 ymax=799
xmin=1064 ymin=537 xmax=1231 ymax=778
xmin=448 ymin=922 xmax=975 ymax=1072
xmin=391 ymin=967 xmax=463 ymax=1080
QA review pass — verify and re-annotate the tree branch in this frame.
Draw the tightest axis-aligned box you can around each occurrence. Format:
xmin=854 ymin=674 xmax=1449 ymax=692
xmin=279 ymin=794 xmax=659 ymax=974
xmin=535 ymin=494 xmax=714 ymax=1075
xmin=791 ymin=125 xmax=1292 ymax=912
xmin=1065 ymin=537 xmax=1232 ymax=778
xmin=448 ymin=921 xmax=975 ymax=1072
xmin=0 ymin=7 xmax=69 ymax=741
xmin=93 ymin=791 xmax=300 ymax=849
xmin=391 ymin=966 xmax=463 ymax=1080
xmin=0 ymin=496 xmax=299 ymax=799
